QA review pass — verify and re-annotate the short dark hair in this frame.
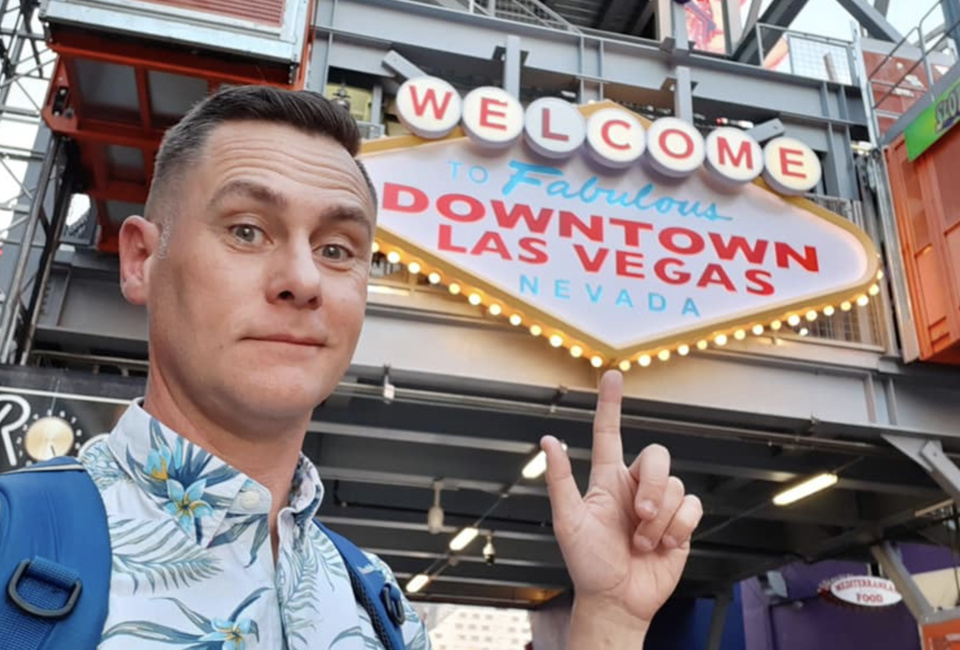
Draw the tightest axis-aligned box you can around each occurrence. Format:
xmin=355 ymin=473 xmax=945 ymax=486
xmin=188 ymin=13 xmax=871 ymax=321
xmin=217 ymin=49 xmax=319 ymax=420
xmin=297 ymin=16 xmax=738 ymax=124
xmin=145 ymin=85 xmax=377 ymax=247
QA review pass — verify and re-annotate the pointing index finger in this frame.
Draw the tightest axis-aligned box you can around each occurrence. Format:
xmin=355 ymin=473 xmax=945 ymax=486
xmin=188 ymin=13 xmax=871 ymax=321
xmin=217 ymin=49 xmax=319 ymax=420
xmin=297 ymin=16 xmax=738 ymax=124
xmin=591 ymin=370 xmax=625 ymax=471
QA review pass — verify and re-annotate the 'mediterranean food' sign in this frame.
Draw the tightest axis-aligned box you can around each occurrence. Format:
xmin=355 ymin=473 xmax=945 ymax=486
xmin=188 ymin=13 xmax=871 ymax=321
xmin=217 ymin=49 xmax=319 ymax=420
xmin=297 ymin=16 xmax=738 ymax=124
xmin=360 ymin=77 xmax=881 ymax=369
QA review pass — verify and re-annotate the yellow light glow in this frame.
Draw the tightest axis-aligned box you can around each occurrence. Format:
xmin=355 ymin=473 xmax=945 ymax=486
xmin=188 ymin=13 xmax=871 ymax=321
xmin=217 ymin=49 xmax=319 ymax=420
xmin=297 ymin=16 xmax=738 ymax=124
xmin=449 ymin=527 xmax=479 ymax=551
xmin=371 ymin=241 xmax=380 ymax=254
xmin=823 ymin=305 xmax=835 ymax=316
xmin=771 ymin=320 xmax=782 ymax=331
xmin=570 ymin=345 xmax=583 ymax=358
xmin=407 ymin=262 xmax=421 ymax=275
xmin=658 ymin=349 xmax=670 ymax=362
xmin=406 ymin=574 xmax=430 ymax=594
xmin=772 ymin=473 xmax=838 ymax=506
xmin=549 ymin=334 xmax=563 ymax=347
xmin=639 ymin=354 xmax=652 ymax=367
xmin=678 ymin=344 xmax=690 ymax=356
xmin=449 ymin=283 xmax=461 ymax=295
xmin=877 ymin=269 xmax=884 ymax=280
xmin=530 ymin=324 xmax=543 ymax=336
xmin=715 ymin=334 xmax=728 ymax=346
xmin=386 ymin=251 xmax=401 ymax=264
xmin=799 ymin=327 xmax=809 ymax=336
xmin=841 ymin=301 xmax=852 ymax=311
xmin=752 ymin=324 xmax=764 ymax=336
xmin=619 ymin=360 xmax=631 ymax=371
xmin=488 ymin=304 xmax=502 ymax=316
xmin=734 ymin=329 xmax=746 ymax=340
xmin=868 ymin=284 xmax=880 ymax=296
xmin=509 ymin=314 xmax=522 ymax=326
xmin=787 ymin=315 xmax=801 ymax=327
xmin=805 ymin=310 xmax=817 ymax=321
xmin=590 ymin=356 xmax=603 ymax=368
xmin=428 ymin=272 xmax=441 ymax=285
xmin=856 ymin=295 xmax=869 ymax=307
xmin=468 ymin=293 xmax=482 ymax=306
xmin=696 ymin=340 xmax=708 ymax=350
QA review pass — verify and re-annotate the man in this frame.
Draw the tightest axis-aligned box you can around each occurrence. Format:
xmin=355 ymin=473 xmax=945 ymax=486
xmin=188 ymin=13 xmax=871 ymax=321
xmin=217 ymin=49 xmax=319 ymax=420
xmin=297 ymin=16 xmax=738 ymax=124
xmin=75 ymin=84 xmax=702 ymax=648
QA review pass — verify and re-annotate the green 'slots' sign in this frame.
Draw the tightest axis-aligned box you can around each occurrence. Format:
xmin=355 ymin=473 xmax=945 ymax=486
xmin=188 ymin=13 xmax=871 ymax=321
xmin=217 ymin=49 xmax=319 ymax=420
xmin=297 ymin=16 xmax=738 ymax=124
xmin=904 ymin=79 xmax=960 ymax=161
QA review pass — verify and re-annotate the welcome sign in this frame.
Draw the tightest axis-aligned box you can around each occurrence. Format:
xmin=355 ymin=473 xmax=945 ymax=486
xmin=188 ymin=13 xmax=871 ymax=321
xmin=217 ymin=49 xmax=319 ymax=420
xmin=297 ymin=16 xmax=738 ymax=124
xmin=360 ymin=78 xmax=881 ymax=369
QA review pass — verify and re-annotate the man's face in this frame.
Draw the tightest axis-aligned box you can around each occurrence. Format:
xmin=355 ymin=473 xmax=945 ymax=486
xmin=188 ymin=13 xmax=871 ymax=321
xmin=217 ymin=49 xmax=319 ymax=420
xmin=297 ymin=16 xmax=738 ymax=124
xmin=139 ymin=121 xmax=375 ymax=424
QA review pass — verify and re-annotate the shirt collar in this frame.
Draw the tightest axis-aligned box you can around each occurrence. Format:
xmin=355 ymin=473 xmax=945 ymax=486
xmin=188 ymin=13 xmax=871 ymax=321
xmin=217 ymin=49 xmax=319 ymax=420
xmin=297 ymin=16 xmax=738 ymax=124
xmin=107 ymin=401 xmax=325 ymax=548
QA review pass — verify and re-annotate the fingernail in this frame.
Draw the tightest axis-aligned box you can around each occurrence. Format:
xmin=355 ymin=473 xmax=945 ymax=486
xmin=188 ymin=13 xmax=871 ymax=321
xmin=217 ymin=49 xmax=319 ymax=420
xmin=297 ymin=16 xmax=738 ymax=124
xmin=634 ymin=534 xmax=654 ymax=552
xmin=662 ymin=535 xmax=678 ymax=550
xmin=639 ymin=500 xmax=658 ymax=518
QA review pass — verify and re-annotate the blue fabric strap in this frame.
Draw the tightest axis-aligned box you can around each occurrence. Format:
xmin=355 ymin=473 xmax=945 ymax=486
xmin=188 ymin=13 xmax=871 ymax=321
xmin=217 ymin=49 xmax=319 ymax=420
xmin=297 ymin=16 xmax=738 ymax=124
xmin=2 ymin=556 xmax=83 ymax=648
xmin=316 ymin=521 xmax=407 ymax=650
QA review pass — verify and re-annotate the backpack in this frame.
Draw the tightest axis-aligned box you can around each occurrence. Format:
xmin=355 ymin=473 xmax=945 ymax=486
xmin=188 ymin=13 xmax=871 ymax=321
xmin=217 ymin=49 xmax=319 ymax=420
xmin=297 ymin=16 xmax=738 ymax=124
xmin=0 ymin=457 xmax=408 ymax=650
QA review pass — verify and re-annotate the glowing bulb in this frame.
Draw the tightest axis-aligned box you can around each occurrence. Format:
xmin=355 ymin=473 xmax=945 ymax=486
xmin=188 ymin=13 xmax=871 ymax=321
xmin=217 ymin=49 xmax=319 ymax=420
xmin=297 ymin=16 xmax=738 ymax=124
xmin=868 ymin=284 xmax=880 ymax=296
xmin=449 ymin=283 xmax=461 ymax=295
xmin=805 ymin=310 xmax=817 ymax=321
xmin=488 ymin=304 xmax=502 ymax=316
xmin=530 ymin=324 xmax=543 ymax=336
xmin=590 ymin=356 xmax=603 ymax=368
xmin=549 ymin=334 xmax=563 ymax=347
xmin=771 ymin=320 xmax=782 ymax=331
xmin=468 ymin=293 xmax=482 ymax=306
xmin=619 ymin=360 xmax=631 ymax=371
xmin=570 ymin=345 xmax=583 ymax=358
xmin=428 ymin=272 xmax=441 ymax=284
xmin=407 ymin=262 xmax=421 ymax=275
xmin=877 ymin=269 xmax=885 ymax=280
xmin=371 ymin=241 xmax=380 ymax=254
xmin=787 ymin=315 xmax=801 ymax=327
xmin=509 ymin=314 xmax=522 ymax=326
xmin=752 ymin=324 xmax=764 ymax=336
xmin=856 ymin=295 xmax=869 ymax=307
xmin=715 ymin=334 xmax=728 ymax=346
xmin=386 ymin=251 xmax=401 ymax=264
xmin=638 ymin=354 xmax=652 ymax=367
xmin=734 ymin=329 xmax=746 ymax=340
xmin=823 ymin=305 xmax=835 ymax=316
xmin=696 ymin=340 xmax=708 ymax=350
xmin=799 ymin=327 xmax=810 ymax=336
xmin=678 ymin=344 xmax=690 ymax=356
xmin=657 ymin=349 xmax=671 ymax=362
xmin=841 ymin=301 xmax=852 ymax=311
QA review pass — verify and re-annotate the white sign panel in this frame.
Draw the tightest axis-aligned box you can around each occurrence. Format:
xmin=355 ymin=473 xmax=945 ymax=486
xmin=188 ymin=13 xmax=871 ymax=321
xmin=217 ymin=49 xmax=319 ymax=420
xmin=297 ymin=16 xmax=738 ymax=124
xmin=828 ymin=576 xmax=903 ymax=608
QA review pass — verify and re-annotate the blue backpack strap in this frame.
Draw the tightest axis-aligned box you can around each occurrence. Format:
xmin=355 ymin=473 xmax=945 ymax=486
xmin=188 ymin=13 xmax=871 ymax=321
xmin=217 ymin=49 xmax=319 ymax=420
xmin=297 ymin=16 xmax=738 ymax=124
xmin=0 ymin=457 xmax=111 ymax=650
xmin=316 ymin=521 xmax=407 ymax=650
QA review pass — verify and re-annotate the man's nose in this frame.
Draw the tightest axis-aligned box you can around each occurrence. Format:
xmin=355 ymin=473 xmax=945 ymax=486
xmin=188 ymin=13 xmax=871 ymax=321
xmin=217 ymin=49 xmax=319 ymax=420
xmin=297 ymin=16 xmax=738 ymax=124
xmin=268 ymin=242 xmax=323 ymax=309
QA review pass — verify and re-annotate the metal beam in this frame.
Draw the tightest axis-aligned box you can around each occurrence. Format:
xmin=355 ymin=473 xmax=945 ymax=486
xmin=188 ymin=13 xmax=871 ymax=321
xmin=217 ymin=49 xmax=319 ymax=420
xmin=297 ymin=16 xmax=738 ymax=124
xmin=733 ymin=0 xmax=811 ymax=64
xmin=884 ymin=434 xmax=960 ymax=504
xmin=873 ymin=0 xmax=890 ymax=17
xmin=503 ymin=34 xmax=521 ymax=98
xmin=870 ymin=543 xmax=934 ymax=622
xmin=836 ymin=0 xmax=901 ymax=41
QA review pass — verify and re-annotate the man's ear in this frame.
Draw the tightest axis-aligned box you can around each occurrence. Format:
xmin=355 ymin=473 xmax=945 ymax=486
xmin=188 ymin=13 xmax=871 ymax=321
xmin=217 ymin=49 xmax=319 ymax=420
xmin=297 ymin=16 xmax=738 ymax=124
xmin=118 ymin=215 xmax=161 ymax=306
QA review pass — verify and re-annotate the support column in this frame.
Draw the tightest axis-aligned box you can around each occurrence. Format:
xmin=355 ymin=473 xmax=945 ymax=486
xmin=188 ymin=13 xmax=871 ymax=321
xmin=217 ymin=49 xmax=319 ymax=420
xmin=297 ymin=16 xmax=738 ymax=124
xmin=503 ymin=34 xmax=522 ymax=98
xmin=670 ymin=0 xmax=694 ymax=123
xmin=706 ymin=587 xmax=734 ymax=650
xmin=869 ymin=542 xmax=934 ymax=622
xmin=944 ymin=0 xmax=960 ymax=55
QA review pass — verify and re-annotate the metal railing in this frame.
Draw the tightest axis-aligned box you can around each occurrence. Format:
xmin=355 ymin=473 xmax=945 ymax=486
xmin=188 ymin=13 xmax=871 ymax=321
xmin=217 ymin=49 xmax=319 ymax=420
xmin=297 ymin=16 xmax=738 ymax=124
xmin=866 ymin=1 xmax=959 ymax=138
xmin=419 ymin=0 xmax=579 ymax=33
xmin=754 ymin=23 xmax=858 ymax=86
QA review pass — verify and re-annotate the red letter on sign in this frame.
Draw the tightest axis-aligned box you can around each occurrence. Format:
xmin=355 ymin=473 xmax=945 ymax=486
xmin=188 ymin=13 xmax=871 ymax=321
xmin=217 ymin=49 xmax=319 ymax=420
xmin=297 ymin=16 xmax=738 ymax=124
xmin=437 ymin=224 xmax=468 ymax=253
xmin=382 ymin=183 xmax=428 ymax=213
xmin=479 ymin=98 xmax=508 ymax=131
xmin=718 ymin=137 xmax=755 ymax=169
xmin=541 ymin=107 xmax=569 ymax=142
xmin=409 ymin=85 xmax=454 ymax=119
xmin=779 ymin=148 xmax=807 ymax=179
xmin=615 ymin=251 xmax=645 ymax=278
xmin=601 ymin=120 xmax=631 ymax=150
xmin=659 ymin=129 xmax=694 ymax=160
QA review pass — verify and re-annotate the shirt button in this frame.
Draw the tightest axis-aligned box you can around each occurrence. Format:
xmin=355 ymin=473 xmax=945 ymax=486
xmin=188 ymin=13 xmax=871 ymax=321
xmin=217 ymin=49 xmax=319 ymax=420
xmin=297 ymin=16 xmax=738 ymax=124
xmin=240 ymin=490 xmax=261 ymax=509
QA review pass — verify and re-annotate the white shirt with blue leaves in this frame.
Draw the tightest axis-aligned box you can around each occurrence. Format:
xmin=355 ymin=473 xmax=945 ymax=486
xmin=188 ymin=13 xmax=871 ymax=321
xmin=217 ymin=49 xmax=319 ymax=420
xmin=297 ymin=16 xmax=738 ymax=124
xmin=78 ymin=401 xmax=431 ymax=650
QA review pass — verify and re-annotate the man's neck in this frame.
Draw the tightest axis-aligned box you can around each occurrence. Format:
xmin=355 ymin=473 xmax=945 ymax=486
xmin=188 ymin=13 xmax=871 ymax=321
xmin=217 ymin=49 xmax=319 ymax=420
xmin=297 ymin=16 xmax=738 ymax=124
xmin=141 ymin=372 xmax=310 ymax=560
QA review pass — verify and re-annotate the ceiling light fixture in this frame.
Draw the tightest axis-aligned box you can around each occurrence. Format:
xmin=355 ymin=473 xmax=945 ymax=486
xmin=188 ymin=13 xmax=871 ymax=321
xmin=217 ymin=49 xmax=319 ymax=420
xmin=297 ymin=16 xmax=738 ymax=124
xmin=406 ymin=574 xmax=430 ymax=594
xmin=449 ymin=526 xmax=479 ymax=551
xmin=772 ymin=473 xmax=838 ymax=506
xmin=427 ymin=479 xmax=444 ymax=534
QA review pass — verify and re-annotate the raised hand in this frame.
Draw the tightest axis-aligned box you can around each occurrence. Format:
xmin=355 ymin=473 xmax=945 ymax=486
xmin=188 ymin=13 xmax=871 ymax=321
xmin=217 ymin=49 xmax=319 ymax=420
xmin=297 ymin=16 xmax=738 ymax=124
xmin=542 ymin=370 xmax=703 ymax=647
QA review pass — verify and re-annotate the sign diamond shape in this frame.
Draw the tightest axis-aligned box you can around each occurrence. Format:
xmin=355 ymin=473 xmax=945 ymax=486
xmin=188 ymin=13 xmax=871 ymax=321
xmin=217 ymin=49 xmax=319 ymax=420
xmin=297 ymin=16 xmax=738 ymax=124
xmin=361 ymin=105 xmax=880 ymax=366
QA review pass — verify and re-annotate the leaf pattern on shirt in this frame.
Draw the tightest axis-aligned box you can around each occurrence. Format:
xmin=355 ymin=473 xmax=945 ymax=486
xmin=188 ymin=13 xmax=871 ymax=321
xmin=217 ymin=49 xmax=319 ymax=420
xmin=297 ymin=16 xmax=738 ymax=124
xmin=101 ymin=587 xmax=268 ymax=649
xmin=80 ymin=440 xmax=131 ymax=491
xmin=277 ymin=533 xmax=322 ymax=648
xmin=315 ymin=525 xmax=350 ymax=590
xmin=110 ymin=518 xmax=222 ymax=594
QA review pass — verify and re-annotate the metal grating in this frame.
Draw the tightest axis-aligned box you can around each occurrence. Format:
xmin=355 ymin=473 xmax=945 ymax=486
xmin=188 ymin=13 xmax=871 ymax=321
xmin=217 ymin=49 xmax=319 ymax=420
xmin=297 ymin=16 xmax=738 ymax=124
xmin=140 ymin=0 xmax=286 ymax=26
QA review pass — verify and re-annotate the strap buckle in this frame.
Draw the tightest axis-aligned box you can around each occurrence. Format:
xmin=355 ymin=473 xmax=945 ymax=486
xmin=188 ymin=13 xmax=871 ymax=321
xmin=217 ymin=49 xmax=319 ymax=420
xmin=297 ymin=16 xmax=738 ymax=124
xmin=381 ymin=583 xmax=406 ymax=626
xmin=7 ymin=558 xmax=83 ymax=620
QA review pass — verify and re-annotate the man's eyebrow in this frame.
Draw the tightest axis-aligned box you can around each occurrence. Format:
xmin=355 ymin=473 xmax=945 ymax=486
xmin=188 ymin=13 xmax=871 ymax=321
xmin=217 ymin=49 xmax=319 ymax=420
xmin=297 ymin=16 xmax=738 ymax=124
xmin=207 ymin=179 xmax=287 ymax=211
xmin=323 ymin=205 xmax=374 ymax=238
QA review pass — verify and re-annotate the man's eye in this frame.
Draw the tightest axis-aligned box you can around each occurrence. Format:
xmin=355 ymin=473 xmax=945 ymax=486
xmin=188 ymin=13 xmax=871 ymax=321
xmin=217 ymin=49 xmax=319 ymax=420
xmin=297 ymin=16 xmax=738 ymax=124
xmin=320 ymin=244 xmax=352 ymax=261
xmin=230 ymin=225 xmax=264 ymax=244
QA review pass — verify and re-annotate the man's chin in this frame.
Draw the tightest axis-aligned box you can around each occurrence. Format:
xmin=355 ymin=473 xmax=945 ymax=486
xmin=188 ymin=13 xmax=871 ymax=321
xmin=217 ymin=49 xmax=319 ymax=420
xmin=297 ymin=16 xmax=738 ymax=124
xmin=221 ymin=368 xmax=336 ymax=420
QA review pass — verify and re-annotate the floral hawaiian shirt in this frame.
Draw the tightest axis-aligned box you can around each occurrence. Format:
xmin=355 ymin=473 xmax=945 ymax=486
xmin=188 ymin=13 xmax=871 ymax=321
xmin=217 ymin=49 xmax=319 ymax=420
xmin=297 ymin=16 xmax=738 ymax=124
xmin=78 ymin=401 xmax=430 ymax=650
